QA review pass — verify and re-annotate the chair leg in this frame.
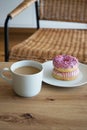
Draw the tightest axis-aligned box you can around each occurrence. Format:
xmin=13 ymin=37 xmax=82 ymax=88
xmin=35 ymin=1 xmax=40 ymax=29
xmin=4 ymin=15 xmax=11 ymax=62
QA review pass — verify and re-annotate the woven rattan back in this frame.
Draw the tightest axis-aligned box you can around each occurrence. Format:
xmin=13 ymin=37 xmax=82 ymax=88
xmin=39 ymin=0 xmax=87 ymax=23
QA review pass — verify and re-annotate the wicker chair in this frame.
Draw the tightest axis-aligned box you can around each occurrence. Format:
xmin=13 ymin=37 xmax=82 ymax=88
xmin=4 ymin=0 xmax=87 ymax=64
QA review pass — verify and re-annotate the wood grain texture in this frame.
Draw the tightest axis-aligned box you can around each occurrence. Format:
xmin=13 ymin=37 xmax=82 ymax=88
xmin=0 ymin=62 xmax=87 ymax=130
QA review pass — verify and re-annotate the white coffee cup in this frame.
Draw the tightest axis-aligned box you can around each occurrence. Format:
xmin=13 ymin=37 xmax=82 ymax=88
xmin=0 ymin=60 xmax=43 ymax=97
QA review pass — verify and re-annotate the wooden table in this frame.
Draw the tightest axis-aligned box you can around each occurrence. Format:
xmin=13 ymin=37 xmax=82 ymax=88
xmin=0 ymin=62 xmax=87 ymax=130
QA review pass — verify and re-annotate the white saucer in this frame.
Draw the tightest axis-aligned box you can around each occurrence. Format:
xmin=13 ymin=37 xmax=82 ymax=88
xmin=42 ymin=61 xmax=87 ymax=87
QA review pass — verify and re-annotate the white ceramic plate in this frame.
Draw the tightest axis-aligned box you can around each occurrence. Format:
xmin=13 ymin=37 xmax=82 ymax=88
xmin=42 ymin=61 xmax=87 ymax=87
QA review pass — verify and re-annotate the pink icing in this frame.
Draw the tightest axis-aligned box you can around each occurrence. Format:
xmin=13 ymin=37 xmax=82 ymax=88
xmin=53 ymin=55 xmax=78 ymax=69
xmin=53 ymin=68 xmax=79 ymax=78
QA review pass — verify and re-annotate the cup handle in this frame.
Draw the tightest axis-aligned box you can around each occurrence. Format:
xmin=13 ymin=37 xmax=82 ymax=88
xmin=0 ymin=68 xmax=12 ymax=84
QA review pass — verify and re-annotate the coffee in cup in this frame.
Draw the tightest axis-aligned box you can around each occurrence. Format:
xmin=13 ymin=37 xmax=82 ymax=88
xmin=14 ymin=66 xmax=40 ymax=75
xmin=0 ymin=60 xmax=43 ymax=97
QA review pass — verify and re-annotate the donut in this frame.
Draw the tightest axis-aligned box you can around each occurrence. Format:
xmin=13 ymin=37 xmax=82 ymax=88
xmin=52 ymin=68 xmax=79 ymax=80
xmin=52 ymin=55 xmax=79 ymax=80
